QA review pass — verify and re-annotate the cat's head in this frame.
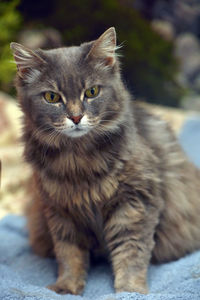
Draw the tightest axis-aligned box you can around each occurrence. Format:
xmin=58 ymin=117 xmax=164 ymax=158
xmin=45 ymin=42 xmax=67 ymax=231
xmin=11 ymin=27 xmax=128 ymax=143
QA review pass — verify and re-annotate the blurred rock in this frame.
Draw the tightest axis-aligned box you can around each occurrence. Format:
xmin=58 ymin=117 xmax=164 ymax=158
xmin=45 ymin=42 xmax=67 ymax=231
xmin=175 ymin=33 xmax=200 ymax=60
xmin=174 ymin=0 xmax=200 ymax=35
xmin=181 ymin=93 xmax=200 ymax=111
xmin=154 ymin=0 xmax=200 ymax=35
xmin=193 ymin=75 xmax=200 ymax=93
xmin=151 ymin=20 xmax=175 ymax=41
xmin=0 ymin=92 xmax=22 ymax=145
xmin=133 ymin=0 xmax=200 ymax=104
xmin=174 ymin=33 xmax=200 ymax=91
xmin=18 ymin=28 xmax=62 ymax=49
xmin=0 ymin=92 xmax=31 ymax=218
xmin=134 ymin=0 xmax=200 ymax=36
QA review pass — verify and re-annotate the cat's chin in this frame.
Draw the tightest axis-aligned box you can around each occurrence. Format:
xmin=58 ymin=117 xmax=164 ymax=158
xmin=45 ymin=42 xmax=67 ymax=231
xmin=62 ymin=128 xmax=89 ymax=138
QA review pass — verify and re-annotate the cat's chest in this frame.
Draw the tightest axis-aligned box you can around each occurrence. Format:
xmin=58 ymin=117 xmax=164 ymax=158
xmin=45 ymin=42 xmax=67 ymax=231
xmin=41 ymin=150 xmax=119 ymax=205
xmin=47 ymin=173 xmax=115 ymax=252
xmin=39 ymin=150 xmax=122 ymax=252
xmin=42 ymin=168 xmax=118 ymax=208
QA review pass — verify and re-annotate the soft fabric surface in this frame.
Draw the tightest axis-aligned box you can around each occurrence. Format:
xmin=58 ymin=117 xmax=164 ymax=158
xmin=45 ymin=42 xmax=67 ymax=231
xmin=1 ymin=117 xmax=200 ymax=300
xmin=179 ymin=115 xmax=200 ymax=167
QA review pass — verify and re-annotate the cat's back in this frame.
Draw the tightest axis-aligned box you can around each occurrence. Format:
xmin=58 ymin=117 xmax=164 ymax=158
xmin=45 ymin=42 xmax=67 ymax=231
xmin=130 ymin=102 xmax=200 ymax=262
xmin=131 ymin=100 xmax=200 ymax=177
xmin=130 ymin=100 xmax=196 ymax=172
xmin=131 ymin=101 xmax=178 ymax=153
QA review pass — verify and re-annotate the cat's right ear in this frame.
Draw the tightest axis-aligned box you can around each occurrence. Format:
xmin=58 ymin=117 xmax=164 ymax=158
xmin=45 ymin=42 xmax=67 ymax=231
xmin=86 ymin=27 xmax=118 ymax=68
xmin=10 ymin=42 xmax=45 ymax=80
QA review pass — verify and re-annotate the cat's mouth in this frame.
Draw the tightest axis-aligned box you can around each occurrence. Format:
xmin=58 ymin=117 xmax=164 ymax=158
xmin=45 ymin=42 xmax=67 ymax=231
xmin=66 ymin=126 xmax=90 ymax=138
xmin=57 ymin=121 xmax=90 ymax=138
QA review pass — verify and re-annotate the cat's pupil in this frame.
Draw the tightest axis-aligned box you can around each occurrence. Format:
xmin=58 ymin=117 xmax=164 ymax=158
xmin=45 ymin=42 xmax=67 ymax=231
xmin=51 ymin=93 xmax=54 ymax=100
xmin=91 ymin=88 xmax=95 ymax=95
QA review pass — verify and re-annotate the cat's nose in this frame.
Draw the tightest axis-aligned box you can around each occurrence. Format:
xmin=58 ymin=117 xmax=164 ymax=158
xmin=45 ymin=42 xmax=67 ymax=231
xmin=69 ymin=114 xmax=83 ymax=124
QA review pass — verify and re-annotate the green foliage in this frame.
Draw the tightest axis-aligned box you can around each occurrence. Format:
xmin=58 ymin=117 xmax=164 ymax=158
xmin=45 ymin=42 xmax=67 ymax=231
xmin=32 ymin=0 xmax=182 ymax=106
xmin=0 ymin=0 xmax=22 ymax=92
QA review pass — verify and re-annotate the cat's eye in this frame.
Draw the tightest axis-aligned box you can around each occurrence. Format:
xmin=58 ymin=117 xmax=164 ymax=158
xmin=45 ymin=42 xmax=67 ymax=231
xmin=85 ymin=86 xmax=100 ymax=99
xmin=44 ymin=92 xmax=61 ymax=103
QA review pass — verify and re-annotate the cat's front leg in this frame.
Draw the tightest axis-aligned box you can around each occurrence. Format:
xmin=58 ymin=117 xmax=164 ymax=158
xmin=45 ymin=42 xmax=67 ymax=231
xmin=104 ymin=201 xmax=159 ymax=294
xmin=47 ymin=241 xmax=89 ymax=295
xmin=45 ymin=209 xmax=89 ymax=295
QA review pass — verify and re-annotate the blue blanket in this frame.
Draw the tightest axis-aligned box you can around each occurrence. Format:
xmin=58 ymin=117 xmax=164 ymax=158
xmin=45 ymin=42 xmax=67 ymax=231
xmin=1 ymin=117 xmax=200 ymax=300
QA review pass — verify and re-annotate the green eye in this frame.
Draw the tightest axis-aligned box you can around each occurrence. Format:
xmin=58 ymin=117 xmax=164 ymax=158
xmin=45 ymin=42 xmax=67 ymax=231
xmin=85 ymin=86 xmax=100 ymax=99
xmin=44 ymin=92 xmax=61 ymax=103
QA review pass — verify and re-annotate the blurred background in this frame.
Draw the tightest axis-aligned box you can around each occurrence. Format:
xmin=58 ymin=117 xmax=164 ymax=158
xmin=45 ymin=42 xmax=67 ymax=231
xmin=0 ymin=0 xmax=200 ymax=218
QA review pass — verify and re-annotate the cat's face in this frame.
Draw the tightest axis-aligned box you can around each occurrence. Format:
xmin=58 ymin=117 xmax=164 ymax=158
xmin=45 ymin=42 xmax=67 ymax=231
xmin=11 ymin=28 xmax=126 ymax=142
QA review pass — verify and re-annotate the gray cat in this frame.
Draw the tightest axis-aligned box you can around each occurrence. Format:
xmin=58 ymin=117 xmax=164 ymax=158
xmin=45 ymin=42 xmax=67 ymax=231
xmin=11 ymin=27 xmax=200 ymax=295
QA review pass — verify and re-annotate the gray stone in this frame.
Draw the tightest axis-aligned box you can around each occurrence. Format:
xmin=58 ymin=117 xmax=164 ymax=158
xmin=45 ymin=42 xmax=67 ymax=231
xmin=151 ymin=20 xmax=175 ymax=41
xmin=175 ymin=33 xmax=200 ymax=59
xmin=181 ymin=93 xmax=200 ymax=111
xmin=18 ymin=28 xmax=62 ymax=49
xmin=193 ymin=75 xmax=200 ymax=92
xmin=174 ymin=33 xmax=200 ymax=88
xmin=153 ymin=0 xmax=200 ymax=35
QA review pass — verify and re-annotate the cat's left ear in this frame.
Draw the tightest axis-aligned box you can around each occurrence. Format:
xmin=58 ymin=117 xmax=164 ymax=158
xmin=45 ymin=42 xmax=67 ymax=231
xmin=10 ymin=42 xmax=45 ymax=80
xmin=87 ymin=27 xmax=117 ymax=67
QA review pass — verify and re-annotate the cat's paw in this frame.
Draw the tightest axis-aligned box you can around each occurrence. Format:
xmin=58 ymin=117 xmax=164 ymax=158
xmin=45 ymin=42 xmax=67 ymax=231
xmin=47 ymin=279 xmax=85 ymax=295
xmin=115 ymin=277 xmax=148 ymax=294
xmin=47 ymin=283 xmax=70 ymax=295
xmin=116 ymin=284 xmax=148 ymax=294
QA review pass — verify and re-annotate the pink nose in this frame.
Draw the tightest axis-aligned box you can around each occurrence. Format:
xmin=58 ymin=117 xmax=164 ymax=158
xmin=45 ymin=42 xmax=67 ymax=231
xmin=70 ymin=115 xmax=83 ymax=124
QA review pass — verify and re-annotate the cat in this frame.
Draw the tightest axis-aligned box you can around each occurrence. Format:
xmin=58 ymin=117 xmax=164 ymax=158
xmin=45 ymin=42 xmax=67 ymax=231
xmin=11 ymin=27 xmax=200 ymax=295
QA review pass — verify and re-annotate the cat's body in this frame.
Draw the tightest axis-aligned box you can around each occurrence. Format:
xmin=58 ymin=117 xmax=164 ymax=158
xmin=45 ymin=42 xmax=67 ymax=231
xmin=11 ymin=28 xmax=200 ymax=295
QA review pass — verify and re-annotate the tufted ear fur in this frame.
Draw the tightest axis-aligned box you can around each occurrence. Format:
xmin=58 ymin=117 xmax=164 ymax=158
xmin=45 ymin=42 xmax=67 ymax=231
xmin=87 ymin=27 xmax=118 ymax=67
xmin=10 ymin=42 xmax=45 ymax=82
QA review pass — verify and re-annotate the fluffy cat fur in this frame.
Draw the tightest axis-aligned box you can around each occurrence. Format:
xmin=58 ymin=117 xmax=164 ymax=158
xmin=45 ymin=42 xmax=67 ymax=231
xmin=11 ymin=27 xmax=200 ymax=295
